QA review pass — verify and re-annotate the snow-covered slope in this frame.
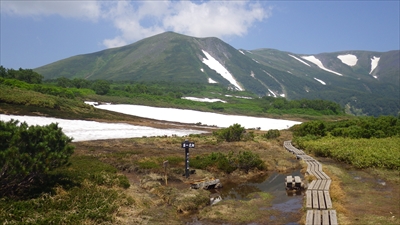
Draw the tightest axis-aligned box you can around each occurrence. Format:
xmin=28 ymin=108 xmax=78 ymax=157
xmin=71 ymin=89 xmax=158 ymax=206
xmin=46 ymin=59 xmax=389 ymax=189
xmin=201 ymin=50 xmax=244 ymax=91
xmin=302 ymin=55 xmax=343 ymax=76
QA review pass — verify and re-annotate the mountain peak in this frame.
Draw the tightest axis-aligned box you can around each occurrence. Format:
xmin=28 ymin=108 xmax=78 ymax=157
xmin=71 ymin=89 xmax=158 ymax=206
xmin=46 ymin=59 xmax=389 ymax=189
xmin=34 ymin=32 xmax=399 ymax=116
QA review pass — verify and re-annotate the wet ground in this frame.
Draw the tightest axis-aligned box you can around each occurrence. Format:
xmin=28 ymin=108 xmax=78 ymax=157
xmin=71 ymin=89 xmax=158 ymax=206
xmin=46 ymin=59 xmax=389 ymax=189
xmin=184 ymin=170 xmax=305 ymax=225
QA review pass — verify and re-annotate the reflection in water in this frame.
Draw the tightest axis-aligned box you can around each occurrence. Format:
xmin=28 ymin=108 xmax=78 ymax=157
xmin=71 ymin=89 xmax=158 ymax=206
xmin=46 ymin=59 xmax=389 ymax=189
xmin=188 ymin=171 xmax=304 ymax=225
xmin=217 ymin=170 xmax=304 ymax=203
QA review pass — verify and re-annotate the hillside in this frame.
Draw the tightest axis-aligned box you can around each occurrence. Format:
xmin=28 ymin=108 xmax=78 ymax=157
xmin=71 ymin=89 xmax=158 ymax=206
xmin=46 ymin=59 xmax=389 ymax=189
xmin=34 ymin=32 xmax=399 ymax=116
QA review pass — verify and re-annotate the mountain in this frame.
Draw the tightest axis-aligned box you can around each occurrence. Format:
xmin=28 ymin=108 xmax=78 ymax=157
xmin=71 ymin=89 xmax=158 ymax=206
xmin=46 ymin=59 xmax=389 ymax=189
xmin=34 ymin=32 xmax=399 ymax=116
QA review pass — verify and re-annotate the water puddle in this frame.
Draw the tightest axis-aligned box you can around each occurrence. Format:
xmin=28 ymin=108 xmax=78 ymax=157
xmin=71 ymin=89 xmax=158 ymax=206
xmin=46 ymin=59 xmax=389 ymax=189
xmin=215 ymin=170 xmax=304 ymax=203
xmin=185 ymin=170 xmax=304 ymax=224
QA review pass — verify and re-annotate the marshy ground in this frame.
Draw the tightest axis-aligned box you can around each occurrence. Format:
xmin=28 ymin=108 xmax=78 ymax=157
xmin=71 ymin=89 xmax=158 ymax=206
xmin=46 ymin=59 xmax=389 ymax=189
xmin=71 ymin=119 xmax=399 ymax=225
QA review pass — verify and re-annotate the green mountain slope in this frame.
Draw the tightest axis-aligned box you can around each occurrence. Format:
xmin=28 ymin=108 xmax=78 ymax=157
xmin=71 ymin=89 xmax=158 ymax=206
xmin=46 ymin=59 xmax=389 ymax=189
xmin=34 ymin=32 xmax=399 ymax=116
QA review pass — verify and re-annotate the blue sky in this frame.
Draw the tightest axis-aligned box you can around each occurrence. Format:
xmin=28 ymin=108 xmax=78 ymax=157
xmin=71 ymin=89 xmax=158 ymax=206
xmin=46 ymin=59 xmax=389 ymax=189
xmin=1 ymin=1 xmax=399 ymax=69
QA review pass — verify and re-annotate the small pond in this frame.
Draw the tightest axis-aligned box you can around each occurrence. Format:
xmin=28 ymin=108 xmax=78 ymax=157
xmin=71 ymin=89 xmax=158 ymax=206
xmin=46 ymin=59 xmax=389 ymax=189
xmin=216 ymin=170 xmax=304 ymax=204
xmin=190 ymin=170 xmax=305 ymax=224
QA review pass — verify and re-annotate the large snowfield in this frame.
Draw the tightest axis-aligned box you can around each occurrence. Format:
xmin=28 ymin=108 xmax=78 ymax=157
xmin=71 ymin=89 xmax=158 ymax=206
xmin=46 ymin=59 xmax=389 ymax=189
xmin=0 ymin=104 xmax=301 ymax=142
xmin=94 ymin=104 xmax=301 ymax=131
xmin=0 ymin=114 xmax=206 ymax=142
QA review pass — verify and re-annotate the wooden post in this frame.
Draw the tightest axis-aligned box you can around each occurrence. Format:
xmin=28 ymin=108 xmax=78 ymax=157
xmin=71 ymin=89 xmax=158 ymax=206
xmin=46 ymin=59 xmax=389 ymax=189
xmin=181 ymin=139 xmax=195 ymax=179
xmin=163 ymin=160 xmax=169 ymax=185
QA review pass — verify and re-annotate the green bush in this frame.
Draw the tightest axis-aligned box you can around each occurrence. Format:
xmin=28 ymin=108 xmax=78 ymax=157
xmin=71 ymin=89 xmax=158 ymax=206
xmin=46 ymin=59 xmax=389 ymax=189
xmin=213 ymin=123 xmax=245 ymax=142
xmin=292 ymin=116 xmax=400 ymax=139
xmin=236 ymin=151 xmax=265 ymax=173
xmin=294 ymin=136 xmax=400 ymax=169
xmin=191 ymin=151 xmax=264 ymax=173
xmin=291 ymin=120 xmax=327 ymax=137
xmin=0 ymin=120 xmax=74 ymax=197
xmin=0 ymin=155 xmax=132 ymax=224
xmin=263 ymin=129 xmax=280 ymax=139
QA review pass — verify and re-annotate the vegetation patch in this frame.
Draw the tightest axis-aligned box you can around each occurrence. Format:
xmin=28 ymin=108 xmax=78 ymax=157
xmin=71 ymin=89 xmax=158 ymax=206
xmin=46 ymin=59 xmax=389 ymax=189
xmin=191 ymin=151 xmax=265 ymax=174
xmin=0 ymin=156 xmax=132 ymax=225
xmin=295 ymin=136 xmax=400 ymax=169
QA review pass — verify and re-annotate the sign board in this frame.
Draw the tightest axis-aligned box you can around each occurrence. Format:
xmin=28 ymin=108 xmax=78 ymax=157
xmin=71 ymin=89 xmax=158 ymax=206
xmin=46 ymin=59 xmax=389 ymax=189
xmin=181 ymin=142 xmax=195 ymax=148
xmin=181 ymin=140 xmax=195 ymax=178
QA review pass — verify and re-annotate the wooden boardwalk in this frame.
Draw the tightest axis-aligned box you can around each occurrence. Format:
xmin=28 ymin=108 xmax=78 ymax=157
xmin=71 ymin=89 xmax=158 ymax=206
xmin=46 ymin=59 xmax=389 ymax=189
xmin=284 ymin=141 xmax=338 ymax=225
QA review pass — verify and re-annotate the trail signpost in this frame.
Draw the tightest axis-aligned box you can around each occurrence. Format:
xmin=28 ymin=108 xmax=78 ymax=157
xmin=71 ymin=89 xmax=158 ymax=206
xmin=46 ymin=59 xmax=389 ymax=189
xmin=181 ymin=139 xmax=195 ymax=178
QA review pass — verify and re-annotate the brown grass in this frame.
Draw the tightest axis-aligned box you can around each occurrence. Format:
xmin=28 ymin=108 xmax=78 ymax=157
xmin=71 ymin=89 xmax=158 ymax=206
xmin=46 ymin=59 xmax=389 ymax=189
xmin=322 ymin=161 xmax=400 ymax=225
xmin=71 ymin=130 xmax=305 ymax=224
xmin=71 ymin=127 xmax=399 ymax=225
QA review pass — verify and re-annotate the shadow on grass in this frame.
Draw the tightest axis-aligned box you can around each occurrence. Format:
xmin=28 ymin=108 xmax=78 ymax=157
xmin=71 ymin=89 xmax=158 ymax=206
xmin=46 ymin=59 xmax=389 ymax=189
xmin=7 ymin=169 xmax=81 ymax=200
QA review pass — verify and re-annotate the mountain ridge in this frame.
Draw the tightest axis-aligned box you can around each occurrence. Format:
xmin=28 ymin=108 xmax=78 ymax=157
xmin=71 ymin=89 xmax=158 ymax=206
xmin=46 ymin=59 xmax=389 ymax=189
xmin=34 ymin=32 xmax=399 ymax=116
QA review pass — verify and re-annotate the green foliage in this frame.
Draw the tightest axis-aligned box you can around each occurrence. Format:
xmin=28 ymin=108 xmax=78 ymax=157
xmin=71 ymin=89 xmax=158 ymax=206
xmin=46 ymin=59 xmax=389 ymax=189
xmin=0 ymin=66 xmax=43 ymax=84
xmin=294 ymin=136 xmax=400 ymax=170
xmin=263 ymin=129 xmax=281 ymax=139
xmin=292 ymin=116 xmax=400 ymax=169
xmin=191 ymin=151 xmax=264 ymax=173
xmin=242 ymin=131 xmax=255 ymax=141
xmin=213 ymin=123 xmax=245 ymax=142
xmin=0 ymin=120 xmax=74 ymax=197
xmin=0 ymin=77 xmax=95 ymax=100
xmin=236 ymin=151 xmax=265 ymax=173
xmin=0 ymin=155 xmax=132 ymax=224
xmin=65 ymin=156 xmax=130 ymax=189
xmin=291 ymin=120 xmax=327 ymax=137
xmin=138 ymin=160 xmax=161 ymax=170
xmin=91 ymin=80 xmax=111 ymax=95
xmin=292 ymin=116 xmax=400 ymax=139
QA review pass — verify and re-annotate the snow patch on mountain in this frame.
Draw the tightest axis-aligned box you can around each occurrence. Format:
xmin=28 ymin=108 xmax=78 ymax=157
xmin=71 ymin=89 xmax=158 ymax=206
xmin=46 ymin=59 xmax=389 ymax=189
xmin=302 ymin=55 xmax=343 ymax=76
xmin=370 ymin=56 xmax=380 ymax=78
xmin=337 ymin=54 xmax=358 ymax=66
xmin=225 ymin=95 xmax=253 ymax=99
xmin=252 ymin=59 xmax=259 ymax=63
xmin=288 ymin=54 xmax=311 ymax=67
xmin=201 ymin=50 xmax=243 ymax=91
xmin=182 ymin=97 xmax=226 ymax=103
xmin=208 ymin=78 xmax=218 ymax=83
xmin=268 ymin=89 xmax=277 ymax=97
xmin=238 ymin=50 xmax=245 ymax=55
xmin=314 ymin=77 xmax=326 ymax=85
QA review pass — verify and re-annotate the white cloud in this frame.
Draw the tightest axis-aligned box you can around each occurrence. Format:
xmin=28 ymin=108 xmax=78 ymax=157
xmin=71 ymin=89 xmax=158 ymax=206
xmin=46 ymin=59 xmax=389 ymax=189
xmin=1 ymin=1 xmax=101 ymax=21
xmin=162 ymin=1 xmax=268 ymax=38
xmin=2 ymin=0 xmax=271 ymax=49
xmin=101 ymin=0 xmax=271 ymax=48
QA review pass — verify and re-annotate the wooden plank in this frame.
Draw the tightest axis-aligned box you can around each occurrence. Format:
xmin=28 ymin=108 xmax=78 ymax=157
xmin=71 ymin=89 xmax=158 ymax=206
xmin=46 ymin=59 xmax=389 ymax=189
xmin=314 ymin=161 xmax=322 ymax=172
xmin=312 ymin=190 xmax=319 ymax=209
xmin=306 ymin=190 xmax=312 ymax=208
xmin=318 ymin=191 xmax=326 ymax=209
xmin=314 ymin=180 xmax=322 ymax=190
xmin=322 ymin=210 xmax=330 ymax=225
xmin=306 ymin=210 xmax=314 ymax=225
xmin=308 ymin=161 xmax=314 ymax=173
xmin=319 ymin=180 xmax=327 ymax=191
xmin=294 ymin=176 xmax=302 ymax=188
xmin=324 ymin=191 xmax=333 ymax=209
xmin=319 ymin=171 xmax=330 ymax=180
xmin=324 ymin=180 xmax=331 ymax=191
xmin=317 ymin=172 xmax=325 ymax=180
xmin=308 ymin=180 xmax=316 ymax=190
xmin=329 ymin=210 xmax=338 ymax=225
xmin=286 ymin=175 xmax=293 ymax=188
xmin=313 ymin=210 xmax=321 ymax=225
